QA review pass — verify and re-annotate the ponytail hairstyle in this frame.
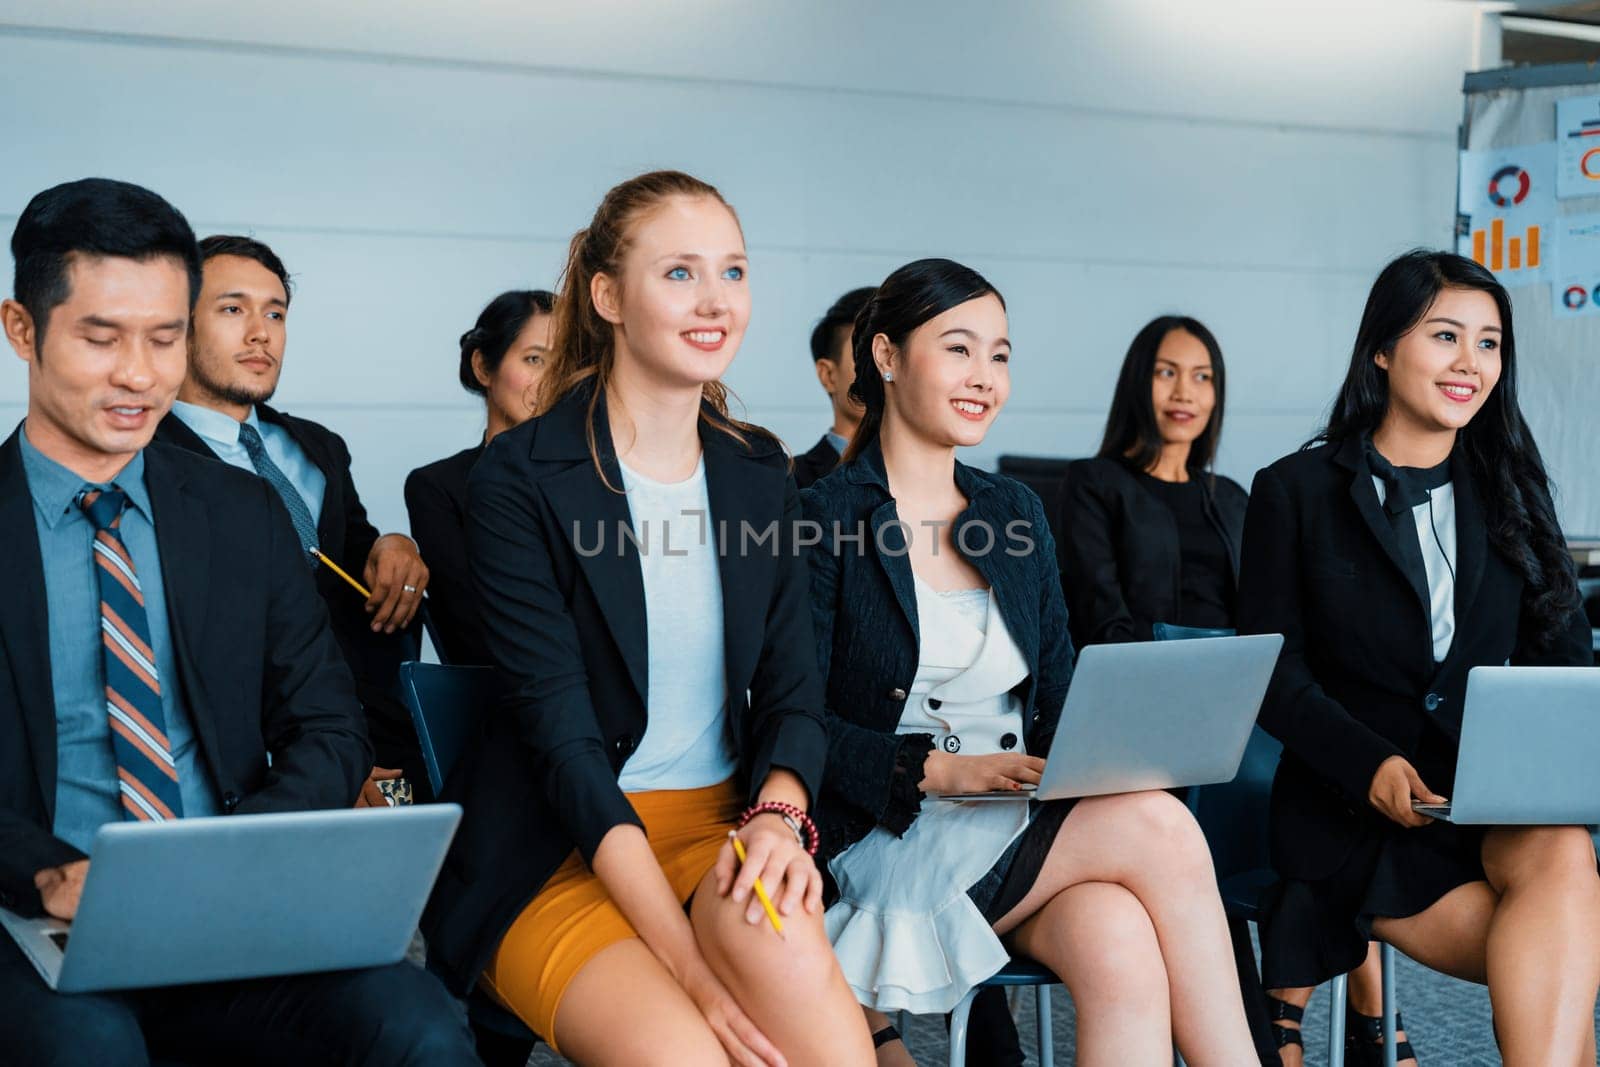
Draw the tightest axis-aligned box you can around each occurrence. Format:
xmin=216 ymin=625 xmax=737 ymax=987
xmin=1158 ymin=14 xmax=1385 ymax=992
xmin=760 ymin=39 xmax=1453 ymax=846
xmin=457 ymin=289 xmax=555 ymax=394
xmin=840 ymin=258 xmax=1005 ymax=465
xmin=538 ymin=170 xmax=766 ymax=478
xmin=1317 ymin=248 xmax=1580 ymax=649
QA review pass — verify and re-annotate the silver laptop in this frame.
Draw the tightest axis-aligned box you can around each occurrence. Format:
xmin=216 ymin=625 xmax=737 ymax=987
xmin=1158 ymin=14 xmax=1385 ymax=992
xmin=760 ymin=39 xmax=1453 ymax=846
xmin=939 ymin=634 xmax=1282 ymax=801
xmin=0 ymin=805 xmax=460 ymax=993
xmin=1411 ymin=666 xmax=1600 ymax=825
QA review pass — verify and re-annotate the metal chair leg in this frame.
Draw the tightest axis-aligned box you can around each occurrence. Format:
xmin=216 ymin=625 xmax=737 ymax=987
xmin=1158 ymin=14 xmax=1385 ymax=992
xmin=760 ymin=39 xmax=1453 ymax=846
xmin=1329 ymin=971 xmax=1348 ymax=1067
xmin=1036 ymin=984 xmax=1054 ymax=1067
xmin=1381 ymin=943 xmax=1398 ymax=1067
xmin=949 ymin=989 xmax=977 ymax=1067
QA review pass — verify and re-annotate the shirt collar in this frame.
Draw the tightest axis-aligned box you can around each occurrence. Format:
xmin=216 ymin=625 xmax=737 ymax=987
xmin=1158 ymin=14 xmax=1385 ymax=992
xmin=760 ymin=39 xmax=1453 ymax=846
xmin=825 ymin=430 xmax=849 ymax=456
xmin=170 ymin=399 xmax=259 ymax=448
xmin=18 ymin=420 xmax=152 ymax=530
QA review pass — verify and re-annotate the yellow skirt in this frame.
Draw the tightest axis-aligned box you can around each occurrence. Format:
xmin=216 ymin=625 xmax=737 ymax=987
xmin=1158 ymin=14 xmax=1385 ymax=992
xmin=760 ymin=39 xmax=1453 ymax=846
xmin=481 ymin=778 xmax=742 ymax=1051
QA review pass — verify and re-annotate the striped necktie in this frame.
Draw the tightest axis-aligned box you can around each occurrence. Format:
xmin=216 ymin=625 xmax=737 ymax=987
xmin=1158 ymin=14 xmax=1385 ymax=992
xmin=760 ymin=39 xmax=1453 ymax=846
xmin=77 ymin=487 xmax=184 ymax=822
xmin=236 ymin=421 xmax=320 ymax=560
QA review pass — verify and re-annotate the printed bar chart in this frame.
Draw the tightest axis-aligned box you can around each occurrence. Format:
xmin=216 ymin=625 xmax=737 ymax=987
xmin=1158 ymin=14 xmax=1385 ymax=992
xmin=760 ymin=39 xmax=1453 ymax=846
xmin=1469 ymin=221 xmax=1540 ymax=273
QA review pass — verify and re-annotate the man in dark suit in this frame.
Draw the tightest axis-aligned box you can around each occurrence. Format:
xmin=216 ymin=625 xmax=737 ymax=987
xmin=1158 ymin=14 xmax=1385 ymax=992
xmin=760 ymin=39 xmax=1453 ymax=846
xmin=0 ymin=179 xmax=478 ymax=1063
xmin=154 ymin=236 xmax=428 ymax=796
xmin=793 ymin=285 xmax=874 ymax=488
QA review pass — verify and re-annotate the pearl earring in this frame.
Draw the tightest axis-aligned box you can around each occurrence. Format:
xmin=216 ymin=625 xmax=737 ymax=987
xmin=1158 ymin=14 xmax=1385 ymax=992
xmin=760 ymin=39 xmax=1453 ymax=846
xmin=882 ymin=372 xmax=894 ymax=382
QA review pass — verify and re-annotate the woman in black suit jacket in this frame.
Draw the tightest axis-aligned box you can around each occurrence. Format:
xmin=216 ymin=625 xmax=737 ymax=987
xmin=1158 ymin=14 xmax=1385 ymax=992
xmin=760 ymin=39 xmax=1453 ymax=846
xmin=1239 ymin=250 xmax=1598 ymax=1066
xmin=405 ymin=289 xmax=553 ymax=665
xmin=1058 ymin=316 xmax=1247 ymax=649
xmin=420 ymin=171 xmax=872 ymax=1067
xmin=805 ymin=260 xmax=1256 ymax=1065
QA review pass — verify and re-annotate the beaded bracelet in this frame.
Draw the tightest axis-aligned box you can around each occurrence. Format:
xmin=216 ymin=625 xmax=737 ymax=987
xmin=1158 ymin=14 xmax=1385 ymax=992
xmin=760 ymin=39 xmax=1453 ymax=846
xmin=738 ymin=801 xmax=819 ymax=856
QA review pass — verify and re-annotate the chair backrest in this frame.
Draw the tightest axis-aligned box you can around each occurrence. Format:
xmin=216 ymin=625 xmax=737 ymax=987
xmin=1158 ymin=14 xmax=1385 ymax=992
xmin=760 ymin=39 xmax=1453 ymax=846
xmin=1580 ymin=575 xmax=1600 ymax=627
xmin=995 ymin=455 xmax=1074 ymax=548
xmin=1152 ymin=623 xmax=1281 ymax=880
xmin=396 ymin=662 xmax=501 ymax=795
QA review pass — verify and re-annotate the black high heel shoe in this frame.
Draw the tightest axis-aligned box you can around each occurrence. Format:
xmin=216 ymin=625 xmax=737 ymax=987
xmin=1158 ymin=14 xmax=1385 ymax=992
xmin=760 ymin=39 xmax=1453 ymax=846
xmin=1266 ymin=995 xmax=1304 ymax=1055
xmin=1345 ymin=1004 xmax=1418 ymax=1066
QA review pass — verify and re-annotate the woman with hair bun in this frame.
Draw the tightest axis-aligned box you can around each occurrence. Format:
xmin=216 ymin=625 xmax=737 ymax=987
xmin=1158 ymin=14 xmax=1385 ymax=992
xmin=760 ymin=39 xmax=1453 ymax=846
xmin=421 ymin=171 xmax=874 ymax=1067
xmin=804 ymin=258 xmax=1256 ymax=1065
xmin=405 ymin=289 xmax=554 ymax=665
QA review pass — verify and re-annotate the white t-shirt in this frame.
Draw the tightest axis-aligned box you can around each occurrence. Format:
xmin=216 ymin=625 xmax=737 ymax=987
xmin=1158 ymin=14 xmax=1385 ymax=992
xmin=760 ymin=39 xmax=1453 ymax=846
xmin=615 ymin=456 xmax=736 ymax=792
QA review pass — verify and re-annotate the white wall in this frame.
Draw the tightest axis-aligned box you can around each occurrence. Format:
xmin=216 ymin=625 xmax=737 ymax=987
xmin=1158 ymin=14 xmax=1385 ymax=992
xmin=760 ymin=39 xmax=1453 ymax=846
xmin=0 ymin=1 xmax=1484 ymax=536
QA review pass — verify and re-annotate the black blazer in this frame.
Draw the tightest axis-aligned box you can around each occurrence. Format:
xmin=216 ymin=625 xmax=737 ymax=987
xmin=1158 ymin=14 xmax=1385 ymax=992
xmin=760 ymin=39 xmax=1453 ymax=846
xmin=405 ymin=443 xmax=488 ymax=666
xmin=420 ymin=387 xmax=828 ymax=995
xmin=792 ymin=434 xmax=841 ymax=490
xmin=1057 ymin=456 xmax=1247 ymax=648
xmin=1236 ymin=438 xmax=1592 ymax=882
xmin=801 ymin=443 xmax=1075 ymax=867
xmin=0 ymin=429 xmax=369 ymax=916
xmin=154 ymin=406 xmax=412 ymax=740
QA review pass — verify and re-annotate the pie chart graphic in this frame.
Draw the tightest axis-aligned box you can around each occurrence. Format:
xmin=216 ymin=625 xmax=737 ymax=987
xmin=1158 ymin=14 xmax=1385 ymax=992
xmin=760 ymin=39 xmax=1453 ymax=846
xmin=1488 ymin=165 xmax=1532 ymax=208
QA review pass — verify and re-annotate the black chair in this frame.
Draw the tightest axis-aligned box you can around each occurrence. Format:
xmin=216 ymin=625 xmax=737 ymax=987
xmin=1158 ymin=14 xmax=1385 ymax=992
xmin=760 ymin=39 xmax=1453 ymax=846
xmin=995 ymin=455 xmax=1074 ymax=548
xmin=396 ymin=662 xmax=538 ymax=1067
xmin=947 ymin=958 xmax=1058 ymax=1067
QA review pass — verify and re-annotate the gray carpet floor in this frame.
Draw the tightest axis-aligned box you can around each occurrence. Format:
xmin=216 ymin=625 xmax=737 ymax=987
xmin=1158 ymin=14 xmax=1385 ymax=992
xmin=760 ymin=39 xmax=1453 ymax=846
xmin=524 ymin=945 xmax=1600 ymax=1065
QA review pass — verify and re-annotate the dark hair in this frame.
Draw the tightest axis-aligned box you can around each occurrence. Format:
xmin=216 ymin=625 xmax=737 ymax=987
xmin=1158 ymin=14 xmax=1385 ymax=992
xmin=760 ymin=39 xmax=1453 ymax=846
xmin=11 ymin=178 xmax=200 ymax=345
xmin=198 ymin=235 xmax=292 ymax=305
xmin=458 ymin=289 xmax=556 ymax=394
xmin=1318 ymin=248 xmax=1579 ymax=648
xmin=841 ymin=258 xmax=1004 ymax=465
xmin=809 ymin=286 xmax=877 ymax=363
xmin=1097 ymin=316 xmax=1227 ymax=475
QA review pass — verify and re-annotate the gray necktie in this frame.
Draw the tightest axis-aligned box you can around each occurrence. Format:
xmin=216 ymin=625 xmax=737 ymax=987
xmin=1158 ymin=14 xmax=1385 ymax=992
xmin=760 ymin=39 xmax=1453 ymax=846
xmin=237 ymin=422 xmax=320 ymax=560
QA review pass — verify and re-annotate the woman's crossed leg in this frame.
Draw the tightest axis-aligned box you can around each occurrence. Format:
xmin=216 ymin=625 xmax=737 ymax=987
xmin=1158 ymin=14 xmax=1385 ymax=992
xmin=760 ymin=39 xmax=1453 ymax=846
xmin=992 ymin=790 xmax=1257 ymax=1066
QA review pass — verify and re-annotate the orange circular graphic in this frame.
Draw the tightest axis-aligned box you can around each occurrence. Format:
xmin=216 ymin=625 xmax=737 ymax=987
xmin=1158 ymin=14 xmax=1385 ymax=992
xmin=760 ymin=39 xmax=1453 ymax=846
xmin=1582 ymin=147 xmax=1600 ymax=180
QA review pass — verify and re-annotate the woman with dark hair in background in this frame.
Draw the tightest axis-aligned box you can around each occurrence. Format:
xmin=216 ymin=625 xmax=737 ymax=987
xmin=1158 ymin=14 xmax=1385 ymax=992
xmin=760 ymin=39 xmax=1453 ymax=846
xmin=805 ymin=258 xmax=1257 ymax=1066
xmin=1057 ymin=315 xmax=1245 ymax=648
xmin=404 ymin=289 xmax=553 ymax=665
xmin=1059 ymin=316 xmax=1410 ymax=1064
xmin=1240 ymin=250 xmax=1599 ymax=1066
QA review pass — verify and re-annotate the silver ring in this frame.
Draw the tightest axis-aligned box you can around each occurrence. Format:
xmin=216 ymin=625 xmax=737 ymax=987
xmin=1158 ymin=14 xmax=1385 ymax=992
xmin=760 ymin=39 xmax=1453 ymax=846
xmin=402 ymin=584 xmax=418 ymax=594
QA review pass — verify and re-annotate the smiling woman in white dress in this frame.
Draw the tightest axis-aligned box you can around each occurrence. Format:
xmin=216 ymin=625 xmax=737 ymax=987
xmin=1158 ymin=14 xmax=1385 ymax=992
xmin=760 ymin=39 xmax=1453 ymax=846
xmin=801 ymin=258 xmax=1258 ymax=1066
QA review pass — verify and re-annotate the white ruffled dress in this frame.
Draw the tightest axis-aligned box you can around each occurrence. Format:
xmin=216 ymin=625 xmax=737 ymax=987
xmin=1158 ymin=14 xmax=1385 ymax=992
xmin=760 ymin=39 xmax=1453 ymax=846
xmin=825 ymin=578 xmax=1032 ymax=1013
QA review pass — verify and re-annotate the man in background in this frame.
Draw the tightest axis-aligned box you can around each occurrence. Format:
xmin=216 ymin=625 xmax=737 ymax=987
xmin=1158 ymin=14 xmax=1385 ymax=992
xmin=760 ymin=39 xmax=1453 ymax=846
xmin=155 ymin=236 xmax=429 ymax=797
xmin=793 ymin=285 xmax=874 ymax=488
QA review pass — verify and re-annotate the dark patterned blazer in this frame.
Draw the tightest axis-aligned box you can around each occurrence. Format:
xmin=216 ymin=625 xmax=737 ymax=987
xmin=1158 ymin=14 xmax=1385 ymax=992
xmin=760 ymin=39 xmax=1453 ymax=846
xmin=801 ymin=440 xmax=1075 ymax=871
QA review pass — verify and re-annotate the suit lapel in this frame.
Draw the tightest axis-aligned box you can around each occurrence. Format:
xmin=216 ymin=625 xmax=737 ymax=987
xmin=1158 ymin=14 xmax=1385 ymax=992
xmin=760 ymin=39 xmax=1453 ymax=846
xmin=536 ymin=396 xmax=649 ymax=703
xmin=0 ymin=432 xmax=59 ymax=816
xmin=143 ymin=446 xmax=224 ymax=770
xmin=1346 ymin=462 xmax=1432 ymax=628
xmin=1446 ymin=451 xmax=1487 ymax=627
xmin=703 ymin=433 xmax=781 ymax=698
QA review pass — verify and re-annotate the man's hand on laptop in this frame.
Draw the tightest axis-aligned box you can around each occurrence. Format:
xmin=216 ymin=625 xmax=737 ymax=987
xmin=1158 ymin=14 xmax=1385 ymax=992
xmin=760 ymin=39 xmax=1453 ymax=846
xmin=921 ymin=751 xmax=1045 ymax=795
xmin=33 ymin=859 xmax=89 ymax=921
xmin=1368 ymin=756 xmax=1447 ymax=828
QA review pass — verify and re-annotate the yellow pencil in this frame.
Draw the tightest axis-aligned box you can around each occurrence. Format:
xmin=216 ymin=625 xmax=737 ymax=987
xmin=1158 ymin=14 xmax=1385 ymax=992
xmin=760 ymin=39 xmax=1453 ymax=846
xmin=310 ymin=547 xmax=372 ymax=600
xmin=729 ymin=832 xmax=785 ymax=937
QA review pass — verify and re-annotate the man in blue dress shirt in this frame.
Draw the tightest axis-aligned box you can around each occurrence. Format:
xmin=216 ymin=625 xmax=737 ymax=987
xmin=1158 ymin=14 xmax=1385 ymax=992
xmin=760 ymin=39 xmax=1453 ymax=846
xmin=155 ymin=236 xmax=431 ymax=798
xmin=0 ymin=178 xmax=478 ymax=1065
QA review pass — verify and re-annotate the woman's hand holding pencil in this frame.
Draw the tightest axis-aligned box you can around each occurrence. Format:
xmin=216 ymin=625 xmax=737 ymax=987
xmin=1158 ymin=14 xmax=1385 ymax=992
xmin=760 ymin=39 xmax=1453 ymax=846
xmin=716 ymin=815 xmax=823 ymax=931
